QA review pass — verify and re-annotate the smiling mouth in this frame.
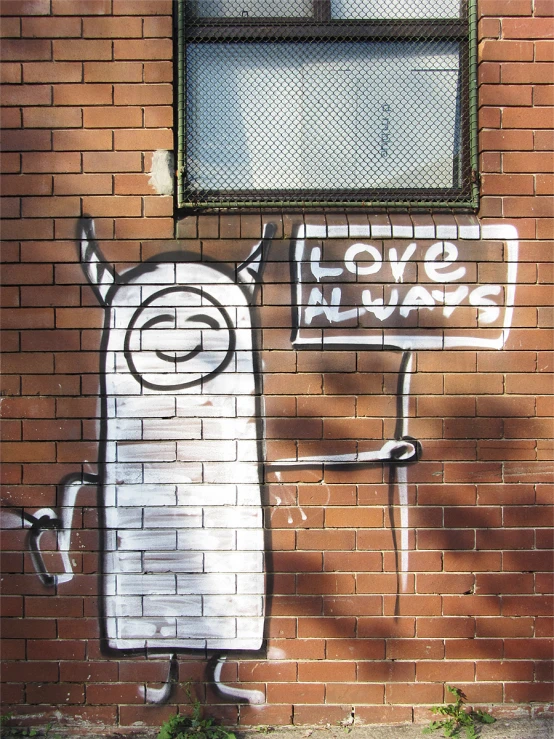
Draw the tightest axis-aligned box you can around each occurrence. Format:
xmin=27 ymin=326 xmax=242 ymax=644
xmin=156 ymin=346 xmax=202 ymax=363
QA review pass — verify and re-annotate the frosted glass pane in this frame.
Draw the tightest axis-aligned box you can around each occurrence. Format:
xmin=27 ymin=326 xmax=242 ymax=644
xmin=193 ymin=1 xmax=312 ymax=17
xmin=331 ymin=0 xmax=462 ymax=19
xmin=186 ymin=42 xmax=460 ymax=191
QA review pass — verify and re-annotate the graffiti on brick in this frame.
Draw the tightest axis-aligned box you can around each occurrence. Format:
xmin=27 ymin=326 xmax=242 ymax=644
xmin=18 ymin=216 xmax=519 ymax=704
xmin=286 ymin=220 xmax=519 ymax=591
xmin=27 ymin=217 xmax=276 ymax=705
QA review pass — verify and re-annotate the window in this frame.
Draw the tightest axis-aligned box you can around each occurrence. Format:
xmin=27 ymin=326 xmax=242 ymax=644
xmin=176 ymin=1 xmax=477 ymax=209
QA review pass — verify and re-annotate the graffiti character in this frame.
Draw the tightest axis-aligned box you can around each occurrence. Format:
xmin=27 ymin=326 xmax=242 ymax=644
xmin=27 ymin=218 xmax=276 ymax=703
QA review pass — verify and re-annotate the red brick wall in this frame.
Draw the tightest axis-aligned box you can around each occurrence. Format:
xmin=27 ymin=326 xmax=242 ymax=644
xmin=0 ymin=0 xmax=552 ymax=732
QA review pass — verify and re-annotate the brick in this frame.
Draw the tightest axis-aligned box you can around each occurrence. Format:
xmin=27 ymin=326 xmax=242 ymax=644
xmin=296 ymin=530 xmax=355 ymax=550
xmin=536 ymin=41 xmax=554 ymax=61
xmin=144 ymin=106 xmax=173 ymax=128
xmin=143 ymin=17 xmax=173 ymax=38
xmin=22 ymin=16 xmax=81 ymax=37
xmin=1 ymin=85 xmax=51 ymax=107
xmin=298 ymin=661 xmax=356 ymax=683
xmin=83 ymin=105 xmax=142 ymax=129
xmin=416 ymin=661 xmax=475 ymax=683
xmin=383 ymin=595 xmax=441 ymax=616
xmin=143 ymin=196 xmax=173 ymax=217
xmin=505 ymin=683 xmax=554 ymax=703
xmin=297 ymin=617 xmax=355 ymax=638
xmin=54 ymin=83 xmax=112 ymax=106
xmin=2 ymin=661 xmax=59 ymax=683
xmin=22 ymin=196 xmax=80 ymax=217
xmin=480 ymin=40 xmax=534 ymax=61
xmin=386 ymin=682 xmax=443 ymax=705
xmin=53 ymin=129 xmax=112 ymax=151
xmin=476 ymin=529 xmax=534 ymax=549
xmin=442 ymin=595 xmax=501 ymax=616
xmin=476 ymin=573 xmax=534 ymax=594
xmin=534 ymin=86 xmax=554 ymax=106
xmin=1 ymin=173 xmax=52 ymax=196
xmin=27 ymin=684 xmax=85 ymax=705
xmin=83 ymin=16 xmax=142 ymax=37
xmin=239 ymin=662 xmax=296 ymax=682
xmin=84 ymin=61 xmax=142 ymax=82
xmin=480 ymin=84 xmax=533 ymax=107
xmin=0 ymin=39 xmax=50 ymax=60
xmin=416 ymin=574 xmax=475 ymax=594
xmin=82 ymin=151 xmax=141 ymax=173
xmin=476 ymin=617 xmax=534 ymax=638
xmin=23 ymin=108 xmax=81 ymax=129
xmin=479 ymin=0 xmax=532 ymax=15
xmin=112 ymin=0 xmax=173 ymax=14
xmin=503 ymin=107 xmax=554 ymax=129
xmin=1 ymin=442 xmax=55 ymax=462
xmin=114 ymin=218 xmax=174 ymax=239
xmin=535 ymin=130 xmax=554 ymax=150
xmin=479 ymin=62 xmax=500 ymax=84
xmin=445 ymin=639 xmax=503 ymax=660
xmin=504 ymin=550 xmax=554 ymax=572
xmin=0 ymin=62 xmax=21 ymax=83
xmin=326 ymin=553 xmax=382 ymax=573
xmin=503 ymin=596 xmax=554 ymax=616
xmin=502 ymin=62 xmax=554 ymax=84
xmin=144 ymin=61 xmax=173 ymax=82
xmin=444 ymin=552 xmax=502 ymax=571
xmin=113 ymin=128 xmax=173 ymax=150
xmin=503 ymin=17 xmax=554 ymax=39
xmin=481 ymin=129 xmax=534 ymax=150
xmin=54 ymin=174 xmax=112 ymax=195
xmin=267 ymin=684 xmax=324 ymax=704
xmin=0 ymin=16 xmax=20 ymax=36
xmin=478 ymin=18 xmax=501 ymax=39
xmin=537 ymin=174 xmax=554 ymax=194
xmin=114 ymin=173 xmax=153 ymax=194
xmin=24 ymin=60 xmax=84 ymax=85
xmin=114 ymin=39 xmax=173 ymax=60
xmin=52 ymin=0 xmax=112 ymax=12
xmin=0 ymin=0 xmax=50 ymax=14
xmin=482 ymin=173 xmax=534 ymax=195
xmin=22 ymin=152 xmax=80 ymax=174
xmin=113 ymin=83 xmax=172 ymax=105
xmin=53 ymin=39 xmax=112 ymax=61
xmin=0 ymin=219 xmax=53 ymax=240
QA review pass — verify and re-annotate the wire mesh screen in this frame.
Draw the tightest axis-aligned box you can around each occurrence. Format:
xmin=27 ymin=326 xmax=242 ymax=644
xmin=177 ymin=0 xmax=477 ymax=208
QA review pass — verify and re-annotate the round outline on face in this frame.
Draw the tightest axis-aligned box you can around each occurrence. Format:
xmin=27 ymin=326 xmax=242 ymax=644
xmin=123 ymin=285 xmax=236 ymax=391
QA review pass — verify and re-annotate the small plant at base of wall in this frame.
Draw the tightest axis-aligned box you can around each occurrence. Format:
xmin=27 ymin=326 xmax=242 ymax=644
xmin=157 ymin=684 xmax=237 ymax=739
xmin=0 ymin=714 xmax=61 ymax=739
xmin=423 ymin=686 xmax=496 ymax=739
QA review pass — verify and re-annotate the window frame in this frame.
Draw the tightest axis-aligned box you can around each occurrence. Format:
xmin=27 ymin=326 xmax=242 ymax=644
xmin=176 ymin=0 xmax=478 ymax=210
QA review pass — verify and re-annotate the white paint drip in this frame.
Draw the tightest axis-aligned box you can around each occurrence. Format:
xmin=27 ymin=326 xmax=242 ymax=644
xmin=397 ymin=465 xmax=410 ymax=593
xmin=148 ymin=150 xmax=174 ymax=195
xmin=213 ymin=657 xmax=265 ymax=705
xmin=398 ymin=353 xmax=413 ymax=591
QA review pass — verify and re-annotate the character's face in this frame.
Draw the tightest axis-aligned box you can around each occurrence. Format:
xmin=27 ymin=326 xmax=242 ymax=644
xmin=124 ymin=286 xmax=235 ymax=390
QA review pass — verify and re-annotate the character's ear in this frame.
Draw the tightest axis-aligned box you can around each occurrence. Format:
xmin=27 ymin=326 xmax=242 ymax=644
xmin=77 ymin=217 xmax=116 ymax=306
xmin=236 ymin=222 xmax=276 ymax=293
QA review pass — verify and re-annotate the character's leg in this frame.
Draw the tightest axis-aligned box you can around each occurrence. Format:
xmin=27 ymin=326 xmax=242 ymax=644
xmin=211 ymin=655 xmax=264 ymax=705
xmin=141 ymin=653 xmax=178 ymax=704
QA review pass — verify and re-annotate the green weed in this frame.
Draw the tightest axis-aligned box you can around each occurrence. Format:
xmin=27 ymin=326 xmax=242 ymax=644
xmin=157 ymin=684 xmax=237 ymax=739
xmin=423 ymin=686 xmax=496 ymax=739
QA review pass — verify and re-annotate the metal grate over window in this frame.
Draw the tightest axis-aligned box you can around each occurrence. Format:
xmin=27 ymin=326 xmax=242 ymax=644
xmin=176 ymin=0 xmax=477 ymax=209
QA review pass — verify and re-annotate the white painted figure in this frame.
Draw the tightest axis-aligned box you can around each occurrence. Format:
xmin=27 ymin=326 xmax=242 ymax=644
xmin=29 ymin=218 xmax=275 ymax=704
